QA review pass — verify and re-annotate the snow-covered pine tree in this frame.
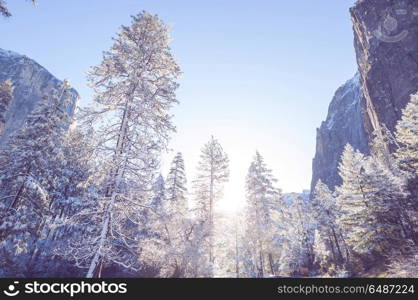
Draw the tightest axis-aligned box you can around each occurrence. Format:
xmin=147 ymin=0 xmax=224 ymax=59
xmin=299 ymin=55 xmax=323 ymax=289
xmin=165 ymin=152 xmax=188 ymax=216
xmin=13 ymin=125 xmax=97 ymax=277
xmin=164 ymin=152 xmax=190 ymax=276
xmin=396 ymin=92 xmax=418 ymax=175
xmin=278 ymin=194 xmax=314 ymax=276
xmin=242 ymin=151 xmax=283 ymax=277
xmin=395 ymin=91 xmax=418 ymax=240
xmin=0 ymin=79 xmax=13 ymax=136
xmin=192 ymin=136 xmax=229 ymax=275
xmin=47 ymin=125 xmax=94 ymax=239
xmin=211 ymin=210 xmax=242 ymax=277
xmin=233 ymin=210 xmax=247 ymax=278
xmin=368 ymin=122 xmax=416 ymax=242
xmin=137 ymin=174 xmax=166 ymax=235
xmin=335 ymin=144 xmax=367 ymax=256
xmin=336 ymin=144 xmax=405 ymax=259
xmin=0 ymin=80 xmax=71 ymax=238
xmin=65 ymin=11 xmax=180 ymax=277
xmin=313 ymin=229 xmax=332 ymax=273
xmin=140 ymin=152 xmax=194 ymax=277
xmin=136 ymin=174 xmax=166 ymax=237
xmin=0 ymin=81 xmax=72 ymax=275
xmin=137 ymin=175 xmax=167 ymax=276
xmin=311 ymin=180 xmax=348 ymax=268
xmin=150 ymin=174 xmax=166 ymax=210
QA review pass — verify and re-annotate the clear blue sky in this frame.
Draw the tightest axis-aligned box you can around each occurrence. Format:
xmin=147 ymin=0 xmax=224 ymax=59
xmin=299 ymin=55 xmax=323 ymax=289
xmin=1 ymin=0 xmax=357 ymax=210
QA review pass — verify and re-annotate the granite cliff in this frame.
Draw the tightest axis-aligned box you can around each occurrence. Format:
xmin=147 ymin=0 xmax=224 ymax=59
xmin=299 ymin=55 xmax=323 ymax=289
xmin=0 ymin=48 xmax=78 ymax=144
xmin=311 ymin=0 xmax=418 ymax=191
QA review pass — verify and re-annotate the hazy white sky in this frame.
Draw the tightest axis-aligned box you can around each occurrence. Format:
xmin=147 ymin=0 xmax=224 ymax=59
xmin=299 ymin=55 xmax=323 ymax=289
xmin=1 ymin=0 xmax=358 ymax=211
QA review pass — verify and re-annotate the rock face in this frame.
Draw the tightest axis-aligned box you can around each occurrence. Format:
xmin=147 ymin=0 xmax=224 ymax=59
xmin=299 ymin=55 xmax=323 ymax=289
xmin=351 ymin=0 xmax=418 ymax=135
xmin=311 ymin=74 xmax=369 ymax=190
xmin=0 ymin=48 xmax=78 ymax=144
xmin=311 ymin=0 xmax=418 ymax=191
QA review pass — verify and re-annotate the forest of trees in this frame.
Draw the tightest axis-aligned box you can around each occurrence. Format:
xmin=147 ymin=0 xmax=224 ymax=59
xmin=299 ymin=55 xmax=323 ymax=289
xmin=0 ymin=11 xmax=417 ymax=278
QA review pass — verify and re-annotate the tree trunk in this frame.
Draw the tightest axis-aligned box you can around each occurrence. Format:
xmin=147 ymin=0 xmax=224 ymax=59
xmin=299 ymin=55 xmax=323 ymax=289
xmin=209 ymin=158 xmax=214 ymax=265
xmin=86 ymin=92 xmax=133 ymax=278
xmin=330 ymin=226 xmax=343 ymax=264
xmin=268 ymin=253 xmax=275 ymax=276
xmin=235 ymin=221 xmax=239 ymax=278
xmin=258 ymin=249 xmax=264 ymax=278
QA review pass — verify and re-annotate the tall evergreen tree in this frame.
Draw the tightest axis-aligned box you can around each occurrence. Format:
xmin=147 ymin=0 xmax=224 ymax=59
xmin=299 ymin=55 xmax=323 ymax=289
xmin=278 ymin=194 xmax=314 ymax=276
xmin=0 ymin=81 xmax=71 ymax=237
xmin=336 ymin=144 xmax=405 ymax=258
xmin=0 ymin=81 xmax=72 ymax=275
xmin=368 ymin=122 xmax=415 ymax=242
xmin=395 ymin=92 xmax=418 ymax=239
xmin=242 ymin=151 xmax=283 ymax=277
xmin=192 ymin=136 xmax=229 ymax=274
xmin=141 ymin=152 xmax=194 ymax=277
xmin=64 ymin=12 xmax=181 ymax=277
xmin=48 ymin=125 xmax=95 ymax=238
xmin=311 ymin=180 xmax=348 ymax=267
xmin=164 ymin=152 xmax=189 ymax=276
xmin=165 ymin=152 xmax=188 ymax=216
xmin=313 ymin=229 xmax=332 ymax=273
xmin=150 ymin=174 xmax=166 ymax=210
